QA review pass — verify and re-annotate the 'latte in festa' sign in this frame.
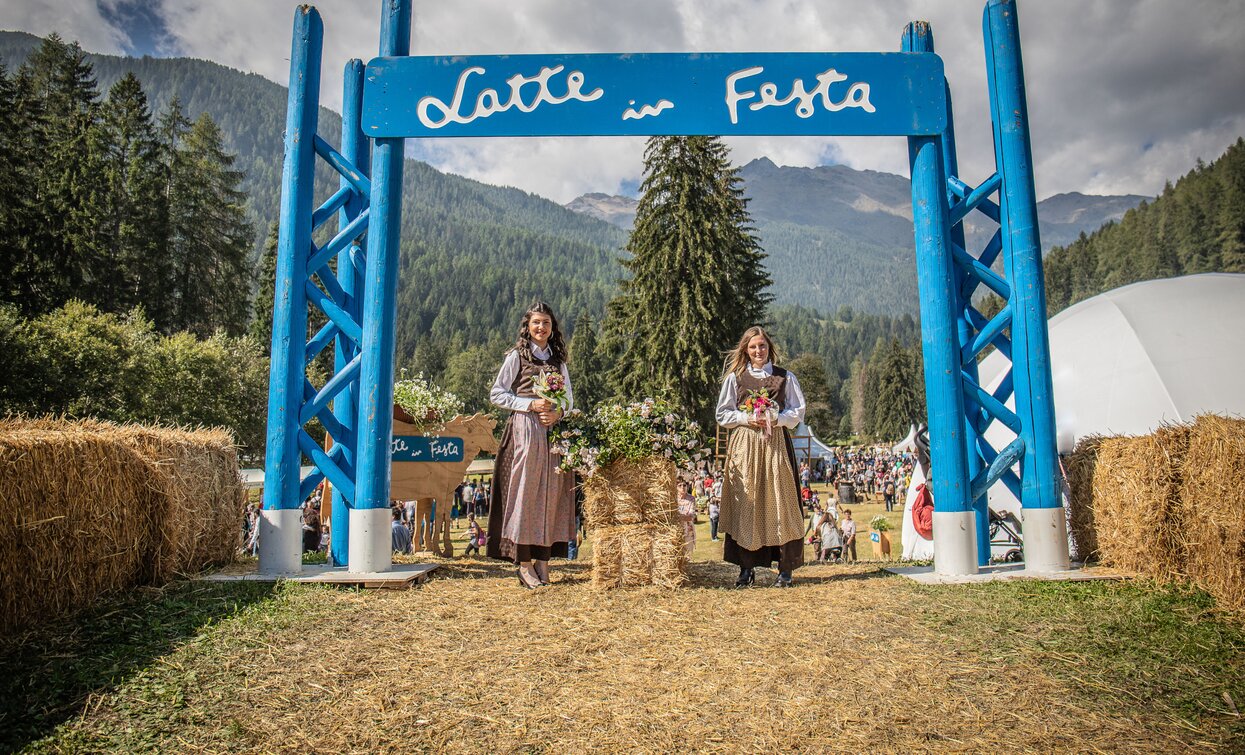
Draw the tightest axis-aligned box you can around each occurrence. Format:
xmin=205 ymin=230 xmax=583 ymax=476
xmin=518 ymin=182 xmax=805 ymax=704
xmin=391 ymin=435 xmax=465 ymax=463
xmin=362 ymin=52 xmax=946 ymax=138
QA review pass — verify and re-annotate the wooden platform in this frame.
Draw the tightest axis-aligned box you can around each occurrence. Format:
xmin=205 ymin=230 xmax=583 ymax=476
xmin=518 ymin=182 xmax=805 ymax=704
xmin=884 ymin=562 xmax=1129 ymax=585
xmin=203 ymin=562 xmax=439 ymax=589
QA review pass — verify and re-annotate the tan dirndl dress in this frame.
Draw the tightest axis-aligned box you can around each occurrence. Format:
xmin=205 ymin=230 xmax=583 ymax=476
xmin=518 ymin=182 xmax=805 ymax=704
xmin=719 ymin=367 xmax=805 ymax=572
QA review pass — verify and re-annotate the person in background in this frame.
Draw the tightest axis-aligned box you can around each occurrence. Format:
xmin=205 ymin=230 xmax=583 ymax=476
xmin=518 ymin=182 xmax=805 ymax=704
xmin=677 ymin=481 xmax=697 ymax=559
xmin=840 ymin=508 xmax=857 ymax=563
xmin=302 ymin=498 xmax=321 ymax=553
xmin=391 ymin=508 xmax=412 ymax=555
xmin=708 ymin=496 xmax=721 ymax=542
xmin=463 ymin=513 xmax=483 ymax=557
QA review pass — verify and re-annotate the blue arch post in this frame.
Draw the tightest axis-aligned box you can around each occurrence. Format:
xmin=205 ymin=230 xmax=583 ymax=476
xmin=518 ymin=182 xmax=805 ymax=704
xmin=260 ymin=6 xmax=323 ymax=575
xmin=904 ymin=25 xmax=991 ymax=567
xmin=984 ymin=0 xmax=1068 ymax=571
xmin=349 ymin=0 xmax=412 ymax=573
xmin=903 ymin=21 xmax=978 ymax=576
xmin=329 ymin=59 xmax=369 ymax=568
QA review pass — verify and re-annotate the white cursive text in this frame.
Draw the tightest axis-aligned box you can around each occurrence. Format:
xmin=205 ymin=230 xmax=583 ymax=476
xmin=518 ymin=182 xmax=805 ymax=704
xmin=725 ymin=66 xmax=875 ymax=124
xmin=417 ymin=65 xmax=604 ymax=129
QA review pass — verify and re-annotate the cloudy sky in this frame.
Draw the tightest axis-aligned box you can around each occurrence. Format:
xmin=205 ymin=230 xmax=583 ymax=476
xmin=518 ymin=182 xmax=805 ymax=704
xmin=4 ymin=0 xmax=1243 ymax=203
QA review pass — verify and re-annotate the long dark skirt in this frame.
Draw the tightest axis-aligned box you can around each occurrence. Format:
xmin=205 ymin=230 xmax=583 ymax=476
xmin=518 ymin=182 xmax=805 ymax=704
xmin=486 ymin=411 xmax=575 ymax=564
xmin=723 ymin=535 xmax=804 ymax=572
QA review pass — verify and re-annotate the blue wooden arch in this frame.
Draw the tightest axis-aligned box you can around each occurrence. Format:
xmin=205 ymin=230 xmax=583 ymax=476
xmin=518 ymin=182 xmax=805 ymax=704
xmin=260 ymin=0 xmax=1068 ymax=577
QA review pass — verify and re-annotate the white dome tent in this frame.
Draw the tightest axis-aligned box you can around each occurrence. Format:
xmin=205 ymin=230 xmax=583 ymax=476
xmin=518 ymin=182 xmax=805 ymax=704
xmin=978 ymin=273 xmax=1245 ymax=556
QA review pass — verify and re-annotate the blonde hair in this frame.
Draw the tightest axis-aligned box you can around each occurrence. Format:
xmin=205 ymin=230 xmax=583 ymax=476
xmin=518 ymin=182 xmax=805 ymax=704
xmin=723 ymin=325 xmax=781 ymax=379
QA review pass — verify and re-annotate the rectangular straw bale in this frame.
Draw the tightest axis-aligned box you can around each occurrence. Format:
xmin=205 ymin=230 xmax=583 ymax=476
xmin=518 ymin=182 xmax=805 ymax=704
xmin=0 ymin=418 xmax=246 ymax=632
xmin=1178 ymin=414 xmax=1245 ymax=613
xmin=1090 ymin=425 xmax=1190 ymax=579
xmin=1065 ymin=435 xmax=1114 ymax=561
xmin=582 ymin=458 xmax=678 ymax=529
xmin=591 ymin=524 xmax=686 ymax=589
xmin=0 ymin=425 xmax=161 ymax=633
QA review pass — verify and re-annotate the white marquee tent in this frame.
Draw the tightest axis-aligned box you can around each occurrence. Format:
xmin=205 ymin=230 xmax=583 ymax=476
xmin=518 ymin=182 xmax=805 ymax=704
xmin=979 ymin=273 xmax=1245 ymax=541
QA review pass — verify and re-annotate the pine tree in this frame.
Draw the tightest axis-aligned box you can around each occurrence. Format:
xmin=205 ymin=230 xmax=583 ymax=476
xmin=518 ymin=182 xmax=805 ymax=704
xmin=868 ymin=339 xmax=925 ymax=441
xmin=0 ymin=63 xmax=26 ymax=303
xmin=20 ymin=35 xmax=104 ymax=314
xmin=603 ymin=136 xmax=771 ymax=426
xmin=785 ymin=352 xmax=837 ymax=438
xmin=567 ymin=312 xmax=605 ymax=412
xmin=166 ymin=112 xmax=254 ymax=336
xmin=97 ymin=73 xmax=169 ymax=318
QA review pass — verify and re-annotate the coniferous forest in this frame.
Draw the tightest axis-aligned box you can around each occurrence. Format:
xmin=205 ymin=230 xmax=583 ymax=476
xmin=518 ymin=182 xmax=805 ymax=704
xmin=2 ymin=30 xmax=1241 ymax=455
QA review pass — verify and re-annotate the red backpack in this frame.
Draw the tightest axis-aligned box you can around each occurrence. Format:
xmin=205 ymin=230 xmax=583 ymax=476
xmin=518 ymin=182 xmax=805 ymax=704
xmin=911 ymin=483 xmax=934 ymax=540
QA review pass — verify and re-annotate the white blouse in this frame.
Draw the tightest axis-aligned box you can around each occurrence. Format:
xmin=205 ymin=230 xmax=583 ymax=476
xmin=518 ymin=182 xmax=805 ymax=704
xmin=715 ymin=361 xmax=806 ymax=430
xmin=489 ymin=343 xmax=574 ymax=413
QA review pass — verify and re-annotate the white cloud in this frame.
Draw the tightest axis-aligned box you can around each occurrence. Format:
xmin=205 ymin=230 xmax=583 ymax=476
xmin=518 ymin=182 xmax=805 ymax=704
xmin=0 ymin=0 xmax=131 ymax=55
xmin=4 ymin=0 xmax=1243 ymax=204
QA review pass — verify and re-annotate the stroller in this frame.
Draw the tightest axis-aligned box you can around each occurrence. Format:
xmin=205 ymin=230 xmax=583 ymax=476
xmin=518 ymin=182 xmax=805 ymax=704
xmin=989 ymin=507 xmax=1024 ymax=563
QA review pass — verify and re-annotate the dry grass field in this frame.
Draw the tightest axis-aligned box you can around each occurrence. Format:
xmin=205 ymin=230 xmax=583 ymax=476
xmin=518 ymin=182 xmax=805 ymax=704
xmin=2 ymin=505 xmax=1242 ymax=754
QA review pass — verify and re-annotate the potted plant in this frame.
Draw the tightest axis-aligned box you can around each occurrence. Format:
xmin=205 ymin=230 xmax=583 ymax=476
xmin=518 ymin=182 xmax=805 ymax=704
xmin=869 ymin=515 xmax=892 ymax=559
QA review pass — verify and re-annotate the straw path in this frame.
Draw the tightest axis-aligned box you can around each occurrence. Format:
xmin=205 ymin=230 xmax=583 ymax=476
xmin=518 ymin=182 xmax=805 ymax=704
xmin=41 ymin=559 xmax=1232 ymax=753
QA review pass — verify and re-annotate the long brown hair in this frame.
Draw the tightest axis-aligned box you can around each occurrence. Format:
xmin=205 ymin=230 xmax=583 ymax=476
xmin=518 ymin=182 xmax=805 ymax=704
xmin=513 ymin=301 xmax=567 ymax=366
xmin=723 ymin=325 xmax=780 ymax=379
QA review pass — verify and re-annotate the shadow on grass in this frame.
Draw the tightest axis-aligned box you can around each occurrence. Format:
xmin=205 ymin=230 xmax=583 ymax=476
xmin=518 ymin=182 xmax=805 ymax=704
xmin=0 ymin=579 xmax=281 ymax=752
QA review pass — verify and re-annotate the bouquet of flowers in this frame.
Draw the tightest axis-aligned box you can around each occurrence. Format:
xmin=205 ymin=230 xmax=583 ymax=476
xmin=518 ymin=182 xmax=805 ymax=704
xmin=551 ymin=397 xmax=712 ymax=482
xmin=393 ymin=371 xmax=464 ymax=432
xmin=740 ymin=388 xmax=779 ymax=437
xmin=533 ymin=369 xmax=570 ymax=411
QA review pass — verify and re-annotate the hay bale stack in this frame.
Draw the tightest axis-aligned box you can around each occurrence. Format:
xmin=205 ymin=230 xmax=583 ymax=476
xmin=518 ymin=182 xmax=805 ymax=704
xmin=1087 ymin=425 xmax=1190 ymax=579
xmin=585 ymin=458 xmax=686 ymax=589
xmin=582 ymin=457 xmax=677 ymax=529
xmin=591 ymin=524 xmax=687 ymax=590
xmin=1065 ymin=435 xmax=1113 ymax=561
xmin=1178 ymin=414 xmax=1245 ymax=613
xmin=0 ymin=418 xmax=245 ymax=632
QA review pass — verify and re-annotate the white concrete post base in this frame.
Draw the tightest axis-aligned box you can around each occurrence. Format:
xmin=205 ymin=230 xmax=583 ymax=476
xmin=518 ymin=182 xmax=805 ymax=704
xmin=349 ymin=507 xmax=393 ymax=574
xmin=933 ymin=510 xmax=979 ymax=576
xmin=1022 ymin=506 xmax=1071 ymax=573
xmin=258 ymin=508 xmax=303 ymax=575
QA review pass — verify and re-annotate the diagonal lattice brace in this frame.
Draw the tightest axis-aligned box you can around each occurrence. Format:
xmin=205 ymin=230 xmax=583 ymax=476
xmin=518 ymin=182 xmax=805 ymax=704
xmin=297 ymin=429 xmax=356 ymax=503
xmin=305 ymin=320 xmax=340 ymax=363
xmin=308 ymin=208 xmax=370 ymax=274
xmin=962 ymin=371 xmax=1022 ymax=433
xmin=948 ymin=172 xmax=1002 ymax=226
xmin=970 ymin=436 xmax=1025 ymax=501
xmin=314 ymin=135 xmax=371 ymax=197
xmin=952 ymin=241 xmax=1011 ymax=300
xmin=311 ymin=185 xmax=357 ymax=231
xmin=299 ymin=355 xmax=362 ymax=427
xmin=961 ymin=304 xmax=1012 ymax=366
xmin=304 ymin=280 xmax=362 ymax=349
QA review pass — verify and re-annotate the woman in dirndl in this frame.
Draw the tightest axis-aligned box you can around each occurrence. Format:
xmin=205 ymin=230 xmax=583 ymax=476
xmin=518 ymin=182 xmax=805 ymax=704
xmin=486 ymin=301 xmax=577 ymax=589
xmin=715 ymin=325 xmax=807 ymax=587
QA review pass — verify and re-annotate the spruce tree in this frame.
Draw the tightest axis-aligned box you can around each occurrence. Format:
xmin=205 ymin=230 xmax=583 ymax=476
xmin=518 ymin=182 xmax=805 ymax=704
xmin=603 ymin=136 xmax=771 ymax=426
xmin=567 ymin=312 xmax=605 ymax=412
xmin=166 ymin=112 xmax=254 ymax=336
xmin=868 ymin=339 xmax=925 ymax=441
xmin=98 ymin=73 xmax=169 ymax=319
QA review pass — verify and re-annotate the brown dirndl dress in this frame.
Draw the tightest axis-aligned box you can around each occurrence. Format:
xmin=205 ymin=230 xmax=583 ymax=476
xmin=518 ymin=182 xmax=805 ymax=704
xmin=486 ymin=351 xmax=577 ymax=563
xmin=719 ymin=366 xmax=805 ymax=573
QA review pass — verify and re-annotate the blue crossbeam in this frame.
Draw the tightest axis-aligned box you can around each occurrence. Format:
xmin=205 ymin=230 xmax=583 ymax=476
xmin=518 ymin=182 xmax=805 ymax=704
xmin=311 ymin=263 xmax=350 ymax=312
xmin=305 ymin=280 xmax=363 ymax=348
xmin=305 ymin=320 xmax=340 ymax=363
xmin=307 ymin=208 xmax=370 ymax=275
xmin=314 ymin=135 xmax=372 ymax=197
xmin=311 ymin=185 xmax=354 ymax=231
xmin=975 ymin=435 xmax=1023 ymax=500
xmin=962 ymin=304 xmax=1012 ymax=366
xmin=297 ymin=429 xmax=356 ymax=503
xmin=948 ymin=175 xmax=1001 ymax=223
xmin=299 ymin=354 xmax=362 ymax=426
xmin=970 ymin=436 xmax=1025 ymax=501
xmin=952 ymin=241 xmax=1011 ymax=300
xmin=949 ymin=172 xmax=1002 ymax=225
xmin=962 ymin=371 xmax=1022 ymax=433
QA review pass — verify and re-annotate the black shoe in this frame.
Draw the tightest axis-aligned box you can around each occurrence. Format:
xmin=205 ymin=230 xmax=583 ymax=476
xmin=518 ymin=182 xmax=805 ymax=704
xmin=734 ymin=568 xmax=755 ymax=588
xmin=773 ymin=571 xmax=793 ymax=588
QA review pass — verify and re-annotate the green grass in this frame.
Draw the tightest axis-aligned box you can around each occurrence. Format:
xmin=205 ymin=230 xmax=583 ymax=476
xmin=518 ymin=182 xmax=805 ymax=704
xmin=0 ymin=581 xmax=285 ymax=752
xmin=911 ymin=578 xmax=1245 ymax=740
